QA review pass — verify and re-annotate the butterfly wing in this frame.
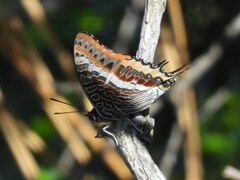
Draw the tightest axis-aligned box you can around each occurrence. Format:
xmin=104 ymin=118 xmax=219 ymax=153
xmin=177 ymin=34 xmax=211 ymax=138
xmin=74 ymin=32 xmax=175 ymax=121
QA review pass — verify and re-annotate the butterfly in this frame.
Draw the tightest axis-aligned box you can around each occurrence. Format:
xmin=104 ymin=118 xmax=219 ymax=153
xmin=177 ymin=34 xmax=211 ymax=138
xmin=73 ymin=32 xmax=188 ymax=123
xmin=73 ymin=32 xmax=189 ymax=144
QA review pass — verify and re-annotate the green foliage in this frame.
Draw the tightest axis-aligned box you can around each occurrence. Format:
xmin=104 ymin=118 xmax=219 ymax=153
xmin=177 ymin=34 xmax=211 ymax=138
xmin=221 ymin=92 xmax=240 ymax=131
xmin=75 ymin=9 xmax=104 ymax=33
xmin=1 ymin=0 xmax=240 ymax=179
xmin=38 ymin=166 xmax=61 ymax=180
xmin=201 ymin=90 xmax=240 ymax=177
xmin=30 ymin=115 xmax=55 ymax=140
xmin=24 ymin=24 xmax=46 ymax=48
xmin=202 ymin=132 xmax=237 ymax=156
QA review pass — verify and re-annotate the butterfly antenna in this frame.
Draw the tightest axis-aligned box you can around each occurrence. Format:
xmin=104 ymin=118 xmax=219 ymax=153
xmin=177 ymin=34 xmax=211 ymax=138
xmin=54 ymin=110 xmax=80 ymax=115
xmin=50 ymin=98 xmax=76 ymax=107
xmin=50 ymin=98 xmax=79 ymax=115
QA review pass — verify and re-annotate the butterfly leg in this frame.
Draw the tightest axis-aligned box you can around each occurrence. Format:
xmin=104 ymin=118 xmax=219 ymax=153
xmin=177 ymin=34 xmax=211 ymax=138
xmin=140 ymin=117 xmax=155 ymax=144
xmin=95 ymin=124 xmax=119 ymax=146
xmin=132 ymin=115 xmax=155 ymax=144
xmin=126 ymin=118 xmax=144 ymax=134
xmin=84 ymin=110 xmax=119 ymax=145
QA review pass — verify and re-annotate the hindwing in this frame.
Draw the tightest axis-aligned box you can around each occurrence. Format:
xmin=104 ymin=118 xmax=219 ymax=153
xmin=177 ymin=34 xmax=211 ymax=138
xmin=73 ymin=32 xmax=182 ymax=121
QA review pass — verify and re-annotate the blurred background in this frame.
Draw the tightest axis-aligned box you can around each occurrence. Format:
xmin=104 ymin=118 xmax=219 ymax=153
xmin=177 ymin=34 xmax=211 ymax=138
xmin=0 ymin=0 xmax=240 ymax=179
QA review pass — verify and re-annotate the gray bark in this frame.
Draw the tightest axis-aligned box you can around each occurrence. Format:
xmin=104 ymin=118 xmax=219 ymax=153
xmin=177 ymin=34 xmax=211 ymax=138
xmin=114 ymin=0 xmax=167 ymax=179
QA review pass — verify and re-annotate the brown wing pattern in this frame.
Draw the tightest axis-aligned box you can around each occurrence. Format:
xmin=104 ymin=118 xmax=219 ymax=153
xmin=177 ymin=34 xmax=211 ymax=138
xmin=73 ymin=32 xmax=186 ymax=121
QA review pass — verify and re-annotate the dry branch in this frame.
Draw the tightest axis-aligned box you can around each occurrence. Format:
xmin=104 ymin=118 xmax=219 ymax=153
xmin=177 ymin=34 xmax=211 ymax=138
xmin=159 ymin=10 xmax=240 ymax=179
xmin=0 ymin=14 xmax=133 ymax=179
xmin=163 ymin=1 xmax=202 ymax=179
xmin=0 ymin=106 xmax=39 ymax=179
xmin=137 ymin=0 xmax=167 ymax=62
xmin=114 ymin=0 xmax=167 ymax=179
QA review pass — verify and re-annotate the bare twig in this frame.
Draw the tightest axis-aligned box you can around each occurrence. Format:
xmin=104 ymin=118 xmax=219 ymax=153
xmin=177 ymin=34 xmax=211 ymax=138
xmin=164 ymin=0 xmax=203 ymax=179
xmin=158 ymin=11 xmax=240 ymax=179
xmin=173 ymin=12 xmax=240 ymax=94
xmin=115 ymin=121 xmax=167 ymax=179
xmin=0 ymin=15 xmax=132 ymax=179
xmin=222 ymin=165 xmax=240 ymax=180
xmin=114 ymin=0 xmax=167 ymax=179
xmin=20 ymin=0 xmax=75 ymax=78
xmin=137 ymin=0 xmax=167 ymax=63
xmin=199 ymin=88 xmax=230 ymax=121
xmin=0 ymin=106 xmax=39 ymax=179
xmin=159 ymin=124 xmax=182 ymax=178
xmin=113 ymin=0 xmax=144 ymax=53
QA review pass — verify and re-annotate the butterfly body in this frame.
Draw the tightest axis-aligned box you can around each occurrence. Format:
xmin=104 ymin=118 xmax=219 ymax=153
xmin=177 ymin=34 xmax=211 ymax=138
xmin=74 ymin=32 xmax=186 ymax=122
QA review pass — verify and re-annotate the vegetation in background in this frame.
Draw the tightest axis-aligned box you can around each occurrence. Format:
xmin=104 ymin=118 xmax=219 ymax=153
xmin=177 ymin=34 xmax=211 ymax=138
xmin=0 ymin=0 xmax=239 ymax=179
